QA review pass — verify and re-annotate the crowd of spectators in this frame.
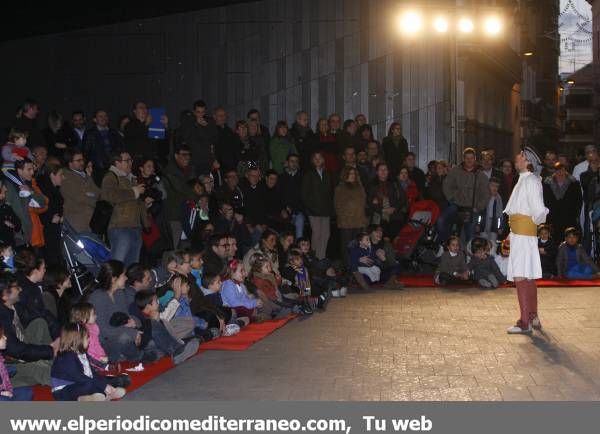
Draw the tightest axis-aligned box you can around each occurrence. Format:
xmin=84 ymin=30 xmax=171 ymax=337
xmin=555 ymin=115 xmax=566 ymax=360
xmin=1 ymin=97 xmax=600 ymax=401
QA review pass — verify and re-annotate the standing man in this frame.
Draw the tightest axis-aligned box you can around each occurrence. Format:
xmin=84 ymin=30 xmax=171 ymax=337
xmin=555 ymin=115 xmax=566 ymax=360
xmin=504 ymin=151 xmax=548 ymax=334
xmin=178 ymin=100 xmax=218 ymax=176
xmin=302 ymin=152 xmax=333 ymax=259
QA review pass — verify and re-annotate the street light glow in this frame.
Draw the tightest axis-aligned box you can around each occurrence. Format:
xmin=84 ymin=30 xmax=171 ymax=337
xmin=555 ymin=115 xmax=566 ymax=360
xmin=433 ymin=16 xmax=449 ymax=33
xmin=399 ymin=11 xmax=423 ymax=35
xmin=458 ymin=17 xmax=474 ymax=33
xmin=523 ymin=51 xmax=534 ymax=56
xmin=483 ymin=16 xmax=502 ymax=36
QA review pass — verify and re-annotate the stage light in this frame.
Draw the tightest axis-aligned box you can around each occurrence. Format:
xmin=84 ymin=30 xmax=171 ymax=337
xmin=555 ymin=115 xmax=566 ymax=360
xmin=483 ymin=16 xmax=502 ymax=36
xmin=433 ymin=16 xmax=449 ymax=33
xmin=458 ymin=17 xmax=474 ymax=33
xmin=399 ymin=11 xmax=423 ymax=35
xmin=567 ymin=79 xmax=575 ymax=85
xmin=523 ymin=51 xmax=534 ymax=56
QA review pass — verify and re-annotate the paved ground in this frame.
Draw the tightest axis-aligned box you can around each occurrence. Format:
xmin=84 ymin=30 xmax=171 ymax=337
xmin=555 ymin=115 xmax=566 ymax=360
xmin=126 ymin=285 xmax=600 ymax=401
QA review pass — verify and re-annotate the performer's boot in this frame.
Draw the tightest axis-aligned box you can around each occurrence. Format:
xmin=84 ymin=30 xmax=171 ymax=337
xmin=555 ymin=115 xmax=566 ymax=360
xmin=528 ymin=280 xmax=541 ymax=330
xmin=507 ymin=280 xmax=532 ymax=334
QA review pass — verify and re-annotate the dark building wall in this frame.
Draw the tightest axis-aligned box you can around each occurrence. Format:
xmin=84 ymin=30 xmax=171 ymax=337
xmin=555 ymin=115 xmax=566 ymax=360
xmin=0 ymin=0 xmax=521 ymax=166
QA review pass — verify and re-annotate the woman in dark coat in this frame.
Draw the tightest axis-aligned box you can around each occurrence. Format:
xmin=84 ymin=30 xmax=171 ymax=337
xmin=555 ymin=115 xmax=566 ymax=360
xmin=367 ymin=162 xmax=407 ymax=239
xmin=499 ymin=158 xmax=519 ymax=205
xmin=543 ymin=162 xmax=583 ymax=243
xmin=381 ymin=122 xmax=409 ymax=178
xmin=37 ymin=163 xmax=65 ymax=266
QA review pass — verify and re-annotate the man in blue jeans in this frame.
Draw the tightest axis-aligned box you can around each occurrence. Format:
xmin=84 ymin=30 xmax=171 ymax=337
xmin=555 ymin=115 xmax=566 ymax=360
xmin=101 ymin=151 xmax=149 ymax=266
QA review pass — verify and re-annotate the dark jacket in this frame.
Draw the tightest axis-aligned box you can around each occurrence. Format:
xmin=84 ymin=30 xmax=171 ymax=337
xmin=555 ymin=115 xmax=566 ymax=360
xmin=543 ymin=176 xmax=583 ymax=242
xmin=407 ymin=167 xmax=427 ymax=193
xmin=123 ymin=118 xmax=155 ymax=158
xmin=367 ymin=179 xmax=406 ymax=221
xmin=202 ymin=247 xmax=227 ymax=277
xmin=538 ymin=238 xmax=557 ymax=277
xmin=381 ymin=136 xmax=409 ymax=177
xmin=215 ymin=124 xmax=240 ymax=173
xmin=556 ymin=243 xmax=599 ymax=278
xmin=0 ymin=303 xmax=54 ymax=362
xmin=163 ymin=160 xmax=195 ymax=223
xmin=82 ymin=126 xmax=121 ymax=171
xmin=279 ymin=169 xmax=303 ymax=213
xmin=43 ymin=124 xmax=74 ymax=159
xmin=16 ymin=275 xmax=61 ymax=339
xmin=176 ymin=116 xmax=218 ymax=175
xmin=240 ymin=180 xmax=266 ymax=225
xmin=499 ymin=172 xmax=519 ymax=205
xmin=425 ymin=175 xmax=448 ymax=211
xmin=0 ymin=202 xmax=21 ymax=246
xmin=301 ymin=168 xmax=333 ymax=217
xmin=51 ymin=351 xmax=108 ymax=397
xmin=289 ymin=123 xmax=317 ymax=168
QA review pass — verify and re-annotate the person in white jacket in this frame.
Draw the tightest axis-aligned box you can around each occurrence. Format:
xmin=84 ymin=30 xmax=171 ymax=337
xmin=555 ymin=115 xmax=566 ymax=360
xmin=504 ymin=152 xmax=549 ymax=334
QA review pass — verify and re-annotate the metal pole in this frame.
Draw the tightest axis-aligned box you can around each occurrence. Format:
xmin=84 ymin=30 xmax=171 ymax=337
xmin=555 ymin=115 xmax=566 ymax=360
xmin=449 ymin=24 xmax=458 ymax=165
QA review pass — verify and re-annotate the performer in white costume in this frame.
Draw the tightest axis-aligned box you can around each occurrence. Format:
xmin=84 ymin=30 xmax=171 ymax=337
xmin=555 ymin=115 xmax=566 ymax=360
xmin=504 ymin=152 xmax=549 ymax=334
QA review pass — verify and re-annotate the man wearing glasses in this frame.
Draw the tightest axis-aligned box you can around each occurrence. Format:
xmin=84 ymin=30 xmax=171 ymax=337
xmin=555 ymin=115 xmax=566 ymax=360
xmin=101 ymin=151 xmax=147 ymax=266
xmin=61 ymin=148 xmax=101 ymax=234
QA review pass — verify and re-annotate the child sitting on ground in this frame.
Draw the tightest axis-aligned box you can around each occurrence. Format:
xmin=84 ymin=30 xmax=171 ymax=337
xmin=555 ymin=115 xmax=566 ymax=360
xmin=200 ymin=272 xmax=249 ymax=328
xmin=70 ymin=302 xmax=108 ymax=365
xmin=135 ymin=291 xmax=200 ymax=364
xmin=51 ymin=323 xmax=126 ymax=401
xmin=189 ymin=250 xmax=203 ymax=289
xmin=221 ymin=259 xmax=265 ymax=322
xmin=282 ymin=249 xmax=331 ymax=310
xmin=297 ymin=237 xmax=346 ymax=297
xmin=538 ymin=224 xmax=557 ymax=278
xmin=434 ymin=236 xmax=470 ymax=286
xmin=1 ymin=326 xmax=33 ymax=401
xmin=348 ymin=232 xmax=382 ymax=290
xmin=468 ymin=237 xmax=506 ymax=289
xmin=556 ymin=227 xmax=600 ymax=279
xmin=0 ymin=244 xmax=15 ymax=273
xmin=494 ymin=238 xmax=510 ymax=279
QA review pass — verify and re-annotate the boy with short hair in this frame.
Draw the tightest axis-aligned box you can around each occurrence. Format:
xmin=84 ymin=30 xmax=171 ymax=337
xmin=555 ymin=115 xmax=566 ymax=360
xmin=468 ymin=237 xmax=506 ymax=289
xmin=134 ymin=290 xmax=199 ymax=365
xmin=2 ymin=129 xmax=33 ymax=170
xmin=556 ymin=227 xmax=600 ymax=279
xmin=538 ymin=225 xmax=557 ymax=278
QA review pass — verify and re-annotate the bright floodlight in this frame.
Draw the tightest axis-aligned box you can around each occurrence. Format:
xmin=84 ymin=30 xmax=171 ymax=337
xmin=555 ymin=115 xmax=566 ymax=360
xmin=433 ymin=16 xmax=449 ymax=33
xmin=483 ymin=16 xmax=502 ymax=36
xmin=399 ymin=11 xmax=423 ymax=35
xmin=458 ymin=17 xmax=474 ymax=33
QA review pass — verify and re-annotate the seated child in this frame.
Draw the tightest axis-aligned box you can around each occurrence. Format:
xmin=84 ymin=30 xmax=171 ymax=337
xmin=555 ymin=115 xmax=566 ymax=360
xmin=51 ymin=323 xmax=126 ymax=401
xmin=134 ymin=291 xmax=199 ymax=365
xmin=282 ymin=249 xmax=331 ymax=310
xmin=296 ymin=237 xmax=346 ymax=297
xmin=189 ymin=250 xmax=204 ymax=289
xmin=434 ymin=236 xmax=471 ymax=286
xmin=556 ymin=227 xmax=600 ymax=279
xmin=221 ymin=259 xmax=265 ymax=322
xmin=200 ymin=272 xmax=249 ymax=327
xmin=494 ymin=238 xmax=510 ymax=279
xmin=468 ymin=237 xmax=506 ymax=289
xmin=1 ymin=326 xmax=33 ymax=401
xmin=250 ymin=253 xmax=312 ymax=316
xmin=2 ymin=129 xmax=33 ymax=170
xmin=348 ymin=232 xmax=381 ymax=290
xmin=538 ymin=224 xmax=557 ymax=278
xmin=70 ymin=302 xmax=108 ymax=365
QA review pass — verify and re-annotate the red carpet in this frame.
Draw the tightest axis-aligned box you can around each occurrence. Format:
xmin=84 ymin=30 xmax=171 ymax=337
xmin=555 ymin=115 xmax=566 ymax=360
xmin=32 ymin=317 xmax=295 ymax=400
xmin=199 ymin=315 xmax=295 ymax=351
xmin=400 ymin=275 xmax=600 ymax=288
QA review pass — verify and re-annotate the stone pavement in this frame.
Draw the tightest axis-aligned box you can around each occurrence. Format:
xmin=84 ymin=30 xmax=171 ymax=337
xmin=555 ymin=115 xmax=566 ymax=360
xmin=126 ymin=285 xmax=600 ymax=401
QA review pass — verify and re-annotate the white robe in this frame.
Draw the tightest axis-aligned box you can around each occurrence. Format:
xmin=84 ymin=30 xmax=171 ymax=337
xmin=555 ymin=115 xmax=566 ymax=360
xmin=504 ymin=171 xmax=549 ymax=281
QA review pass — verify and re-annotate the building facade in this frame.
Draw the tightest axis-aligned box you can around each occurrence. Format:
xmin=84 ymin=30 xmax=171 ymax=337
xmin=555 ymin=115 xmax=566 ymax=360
xmin=0 ymin=0 xmax=558 ymax=164
xmin=586 ymin=0 xmax=600 ymax=145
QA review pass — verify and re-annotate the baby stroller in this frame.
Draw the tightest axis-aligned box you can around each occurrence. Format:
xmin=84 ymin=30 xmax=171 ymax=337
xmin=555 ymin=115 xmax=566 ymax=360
xmin=392 ymin=200 xmax=440 ymax=272
xmin=61 ymin=220 xmax=111 ymax=294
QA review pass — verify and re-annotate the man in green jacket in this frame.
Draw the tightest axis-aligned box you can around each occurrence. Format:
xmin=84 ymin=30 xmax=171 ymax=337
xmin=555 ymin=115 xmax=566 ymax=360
xmin=163 ymin=145 xmax=196 ymax=248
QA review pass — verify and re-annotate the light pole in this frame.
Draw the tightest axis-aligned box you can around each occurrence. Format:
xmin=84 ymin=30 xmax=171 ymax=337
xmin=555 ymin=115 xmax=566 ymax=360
xmin=396 ymin=8 xmax=504 ymax=164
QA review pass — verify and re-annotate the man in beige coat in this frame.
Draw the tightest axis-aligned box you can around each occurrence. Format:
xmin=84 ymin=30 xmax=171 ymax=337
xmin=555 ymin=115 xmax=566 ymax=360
xmin=61 ymin=148 xmax=101 ymax=233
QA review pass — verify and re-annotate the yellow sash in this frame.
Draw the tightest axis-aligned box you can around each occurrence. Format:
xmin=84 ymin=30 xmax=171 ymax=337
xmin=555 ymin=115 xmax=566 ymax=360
xmin=509 ymin=214 xmax=537 ymax=236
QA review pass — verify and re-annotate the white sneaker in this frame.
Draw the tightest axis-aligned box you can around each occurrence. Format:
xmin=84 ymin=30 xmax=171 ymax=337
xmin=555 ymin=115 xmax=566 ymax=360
xmin=339 ymin=287 xmax=348 ymax=297
xmin=507 ymin=322 xmax=532 ymax=334
xmin=331 ymin=289 xmax=341 ymax=298
xmin=531 ymin=316 xmax=542 ymax=330
xmin=223 ymin=324 xmax=241 ymax=337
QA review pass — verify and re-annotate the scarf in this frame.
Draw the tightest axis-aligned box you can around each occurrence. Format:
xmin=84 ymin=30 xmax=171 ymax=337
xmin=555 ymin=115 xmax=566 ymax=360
xmin=545 ymin=175 xmax=573 ymax=200
xmin=0 ymin=354 xmax=13 ymax=393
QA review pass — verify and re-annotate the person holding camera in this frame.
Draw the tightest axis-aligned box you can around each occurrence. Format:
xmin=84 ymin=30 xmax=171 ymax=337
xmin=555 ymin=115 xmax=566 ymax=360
xmin=100 ymin=151 xmax=149 ymax=266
